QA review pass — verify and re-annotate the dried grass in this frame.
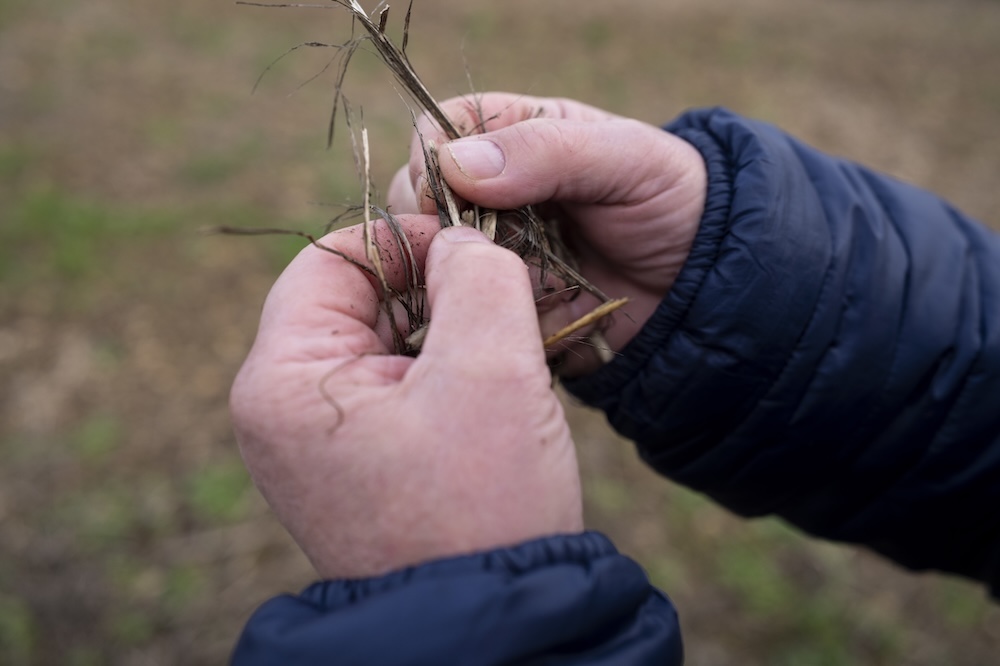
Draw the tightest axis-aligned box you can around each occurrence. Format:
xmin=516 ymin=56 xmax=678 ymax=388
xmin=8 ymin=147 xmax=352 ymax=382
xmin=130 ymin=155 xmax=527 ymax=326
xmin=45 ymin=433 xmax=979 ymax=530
xmin=232 ymin=0 xmax=628 ymax=359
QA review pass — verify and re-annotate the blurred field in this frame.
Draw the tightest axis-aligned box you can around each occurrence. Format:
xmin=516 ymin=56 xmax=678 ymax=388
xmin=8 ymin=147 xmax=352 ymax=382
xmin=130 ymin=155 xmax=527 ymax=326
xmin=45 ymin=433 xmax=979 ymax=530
xmin=2 ymin=0 xmax=999 ymax=664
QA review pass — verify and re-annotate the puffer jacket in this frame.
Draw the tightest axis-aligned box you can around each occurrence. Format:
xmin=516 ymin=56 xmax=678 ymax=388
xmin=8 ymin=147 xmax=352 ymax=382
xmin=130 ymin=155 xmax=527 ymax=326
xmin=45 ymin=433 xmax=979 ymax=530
xmin=232 ymin=108 xmax=1000 ymax=665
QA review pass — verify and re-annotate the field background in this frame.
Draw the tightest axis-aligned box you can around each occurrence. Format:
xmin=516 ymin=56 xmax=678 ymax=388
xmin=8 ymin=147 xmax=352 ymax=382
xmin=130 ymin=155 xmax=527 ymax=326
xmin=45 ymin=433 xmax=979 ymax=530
xmin=2 ymin=0 xmax=1000 ymax=664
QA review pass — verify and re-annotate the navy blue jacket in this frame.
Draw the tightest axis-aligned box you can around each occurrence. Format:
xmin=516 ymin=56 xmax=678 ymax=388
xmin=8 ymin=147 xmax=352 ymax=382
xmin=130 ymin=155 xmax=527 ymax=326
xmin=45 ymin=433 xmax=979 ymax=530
xmin=232 ymin=108 xmax=1000 ymax=664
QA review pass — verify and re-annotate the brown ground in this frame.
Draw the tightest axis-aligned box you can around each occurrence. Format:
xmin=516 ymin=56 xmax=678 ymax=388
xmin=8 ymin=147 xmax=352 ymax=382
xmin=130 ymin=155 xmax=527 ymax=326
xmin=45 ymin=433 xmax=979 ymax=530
xmin=1 ymin=0 xmax=999 ymax=664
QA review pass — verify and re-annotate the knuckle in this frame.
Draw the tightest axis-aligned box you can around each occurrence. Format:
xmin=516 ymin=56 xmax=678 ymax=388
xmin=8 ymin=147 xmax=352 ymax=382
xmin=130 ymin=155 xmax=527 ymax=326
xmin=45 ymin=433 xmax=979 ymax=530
xmin=510 ymin=119 xmax=577 ymax=159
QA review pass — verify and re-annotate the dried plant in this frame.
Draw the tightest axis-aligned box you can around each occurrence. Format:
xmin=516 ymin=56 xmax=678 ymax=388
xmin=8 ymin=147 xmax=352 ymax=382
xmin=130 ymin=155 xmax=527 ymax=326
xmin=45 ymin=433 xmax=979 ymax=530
xmin=233 ymin=0 xmax=628 ymax=359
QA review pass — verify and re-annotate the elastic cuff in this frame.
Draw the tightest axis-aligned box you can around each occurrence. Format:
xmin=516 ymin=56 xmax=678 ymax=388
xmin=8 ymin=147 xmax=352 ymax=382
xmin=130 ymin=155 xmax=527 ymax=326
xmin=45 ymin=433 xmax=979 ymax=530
xmin=299 ymin=531 xmax=617 ymax=609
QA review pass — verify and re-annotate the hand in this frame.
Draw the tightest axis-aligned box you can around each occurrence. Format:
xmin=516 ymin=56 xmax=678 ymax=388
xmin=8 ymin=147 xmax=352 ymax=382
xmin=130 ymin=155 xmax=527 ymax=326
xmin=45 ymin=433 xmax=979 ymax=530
xmin=389 ymin=93 xmax=707 ymax=376
xmin=230 ymin=219 xmax=584 ymax=580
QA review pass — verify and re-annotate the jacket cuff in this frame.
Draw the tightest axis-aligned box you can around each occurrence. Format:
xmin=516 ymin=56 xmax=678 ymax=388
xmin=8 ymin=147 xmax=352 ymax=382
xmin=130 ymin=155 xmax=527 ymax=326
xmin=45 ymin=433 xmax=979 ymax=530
xmin=232 ymin=532 xmax=682 ymax=665
xmin=299 ymin=531 xmax=620 ymax=607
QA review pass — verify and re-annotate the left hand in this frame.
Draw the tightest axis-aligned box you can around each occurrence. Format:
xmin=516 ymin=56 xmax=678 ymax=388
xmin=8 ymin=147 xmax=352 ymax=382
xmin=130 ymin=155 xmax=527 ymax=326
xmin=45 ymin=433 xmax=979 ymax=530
xmin=230 ymin=218 xmax=584 ymax=580
xmin=388 ymin=92 xmax=707 ymax=376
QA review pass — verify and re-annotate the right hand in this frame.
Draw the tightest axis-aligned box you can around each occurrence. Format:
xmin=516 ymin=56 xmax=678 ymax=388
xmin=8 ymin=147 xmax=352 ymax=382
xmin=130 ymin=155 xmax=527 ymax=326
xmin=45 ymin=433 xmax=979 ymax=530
xmin=231 ymin=222 xmax=584 ymax=581
xmin=388 ymin=93 xmax=707 ymax=376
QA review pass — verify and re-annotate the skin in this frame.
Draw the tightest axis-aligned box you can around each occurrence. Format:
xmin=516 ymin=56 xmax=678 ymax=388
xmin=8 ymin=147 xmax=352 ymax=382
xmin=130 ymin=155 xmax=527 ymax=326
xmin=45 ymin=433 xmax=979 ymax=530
xmin=390 ymin=92 xmax=707 ymax=376
xmin=231 ymin=93 xmax=707 ymax=579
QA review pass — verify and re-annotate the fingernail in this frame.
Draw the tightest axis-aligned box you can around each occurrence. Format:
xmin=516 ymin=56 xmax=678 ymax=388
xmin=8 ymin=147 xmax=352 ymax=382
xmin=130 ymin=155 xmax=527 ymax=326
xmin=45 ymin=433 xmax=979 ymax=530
xmin=438 ymin=226 xmax=490 ymax=244
xmin=447 ymin=139 xmax=506 ymax=180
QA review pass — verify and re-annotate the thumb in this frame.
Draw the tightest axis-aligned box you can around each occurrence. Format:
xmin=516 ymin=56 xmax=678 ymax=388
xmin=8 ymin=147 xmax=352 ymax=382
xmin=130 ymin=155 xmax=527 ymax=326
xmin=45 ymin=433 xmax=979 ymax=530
xmin=436 ymin=117 xmax=691 ymax=210
xmin=417 ymin=226 xmax=546 ymax=376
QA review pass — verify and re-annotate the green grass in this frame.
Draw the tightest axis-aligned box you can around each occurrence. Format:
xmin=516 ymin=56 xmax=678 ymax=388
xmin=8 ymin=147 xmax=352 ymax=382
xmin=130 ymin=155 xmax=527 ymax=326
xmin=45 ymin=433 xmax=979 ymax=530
xmin=66 ymin=647 xmax=104 ymax=666
xmin=265 ymin=233 xmax=311 ymax=272
xmin=939 ymin=578 xmax=991 ymax=628
xmin=143 ymin=114 xmax=186 ymax=151
xmin=461 ymin=9 xmax=497 ymax=41
xmin=83 ymin=26 xmax=142 ymax=62
xmin=585 ymin=476 xmax=634 ymax=513
xmin=0 ymin=189 xmax=178 ymax=282
xmin=0 ymin=594 xmax=36 ymax=666
xmin=163 ymin=565 xmax=206 ymax=613
xmin=0 ymin=143 xmax=35 ymax=181
xmin=580 ymin=20 xmax=613 ymax=50
xmin=644 ymin=556 xmax=688 ymax=594
xmin=109 ymin=609 xmax=156 ymax=647
xmin=0 ymin=0 xmax=30 ymax=29
xmin=73 ymin=413 xmax=122 ymax=463
xmin=716 ymin=539 xmax=800 ymax=615
xmin=76 ymin=485 xmax=142 ymax=551
xmin=167 ymin=12 xmax=232 ymax=54
xmin=184 ymin=460 xmax=253 ymax=524
xmin=0 ymin=186 xmax=299 ymax=293
xmin=177 ymin=136 xmax=264 ymax=187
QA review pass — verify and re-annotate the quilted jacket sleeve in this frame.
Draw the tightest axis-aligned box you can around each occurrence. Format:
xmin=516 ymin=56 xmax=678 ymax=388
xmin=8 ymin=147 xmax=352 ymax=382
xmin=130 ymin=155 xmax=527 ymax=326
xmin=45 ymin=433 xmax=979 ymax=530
xmin=231 ymin=532 xmax=682 ymax=665
xmin=567 ymin=107 xmax=1000 ymax=596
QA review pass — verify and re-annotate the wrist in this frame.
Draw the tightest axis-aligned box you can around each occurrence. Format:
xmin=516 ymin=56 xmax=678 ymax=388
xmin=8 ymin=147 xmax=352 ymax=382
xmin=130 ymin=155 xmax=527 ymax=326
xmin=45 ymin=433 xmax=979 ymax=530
xmin=562 ymin=123 xmax=734 ymax=398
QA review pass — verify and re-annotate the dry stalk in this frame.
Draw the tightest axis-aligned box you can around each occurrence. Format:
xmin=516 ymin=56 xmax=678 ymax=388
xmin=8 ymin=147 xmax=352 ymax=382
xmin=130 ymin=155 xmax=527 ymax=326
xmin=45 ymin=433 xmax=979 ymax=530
xmin=543 ymin=299 xmax=629 ymax=349
xmin=237 ymin=0 xmax=628 ymax=361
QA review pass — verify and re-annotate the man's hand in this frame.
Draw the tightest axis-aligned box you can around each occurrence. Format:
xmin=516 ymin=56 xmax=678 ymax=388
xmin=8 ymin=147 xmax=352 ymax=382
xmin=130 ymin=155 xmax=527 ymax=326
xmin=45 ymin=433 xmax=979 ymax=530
xmin=389 ymin=93 xmax=707 ymax=376
xmin=231 ymin=220 xmax=584 ymax=580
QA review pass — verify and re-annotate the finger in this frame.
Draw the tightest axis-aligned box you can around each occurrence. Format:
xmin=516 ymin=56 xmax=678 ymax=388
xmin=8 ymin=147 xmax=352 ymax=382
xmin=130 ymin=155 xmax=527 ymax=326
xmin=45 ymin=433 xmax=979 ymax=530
xmin=407 ymin=93 xmax=618 ymax=214
xmin=387 ymin=165 xmax=419 ymax=214
xmin=250 ymin=215 xmax=442 ymax=365
xmin=416 ymin=226 xmax=547 ymax=379
xmin=415 ymin=92 xmax=617 ymax=143
xmin=436 ymin=116 xmax=694 ymax=211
